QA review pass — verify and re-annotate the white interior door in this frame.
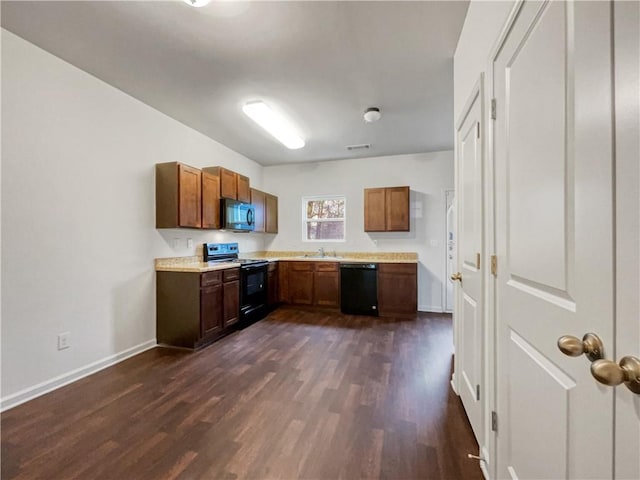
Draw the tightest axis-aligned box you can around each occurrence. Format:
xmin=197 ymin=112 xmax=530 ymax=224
xmin=493 ymin=1 xmax=615 ymax=478
xmin=455 ymin=77 xmax=484 ymax=445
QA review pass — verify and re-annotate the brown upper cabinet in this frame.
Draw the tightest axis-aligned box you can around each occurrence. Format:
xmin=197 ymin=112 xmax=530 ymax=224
xmin=250 ymin=188 xmax=279 ymax=234
xmin=250 ymin=188 xmax=266 ymax=232
xmin=237 ymin=174 xmax=251 ymax=203
xmin=204 ymin=166 xmax=250 ymax=202
xmin=156 ymin=162 xmax=275 ymax=231
xmin=265 ymin=193 xmax=278 ymax=233
xmin=364 ymin=186 xmax=410 ymax=232
xmin=156 ymin=162 xmax=202 ymax=228
xmin=201 ymin=171 xmax=221 ymax=229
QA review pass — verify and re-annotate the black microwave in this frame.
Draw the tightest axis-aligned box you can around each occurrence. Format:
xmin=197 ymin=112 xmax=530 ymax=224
xmin=222 ymin=198 xmax=255 ymax=231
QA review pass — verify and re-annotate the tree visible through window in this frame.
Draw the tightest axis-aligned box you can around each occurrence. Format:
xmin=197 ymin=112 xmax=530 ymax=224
xmin=303 ymin=196 xmax=346 ymax=241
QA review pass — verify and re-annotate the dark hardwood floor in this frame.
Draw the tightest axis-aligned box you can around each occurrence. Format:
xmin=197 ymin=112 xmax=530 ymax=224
xmin=1 ymin=308 xmax=482 ymax=480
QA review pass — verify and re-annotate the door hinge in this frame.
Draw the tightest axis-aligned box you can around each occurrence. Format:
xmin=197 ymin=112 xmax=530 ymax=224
xmin=476 ymin=384 xmax=480 ymax=401
xmin=476 ymin=253 xmax=481 ymax=270
xmin=476 ymin=122 xmax=480 ymax=138
xmin=491 ymin=98 xmax=497 ymax=120
xmin=491 ymin=255 xmax=498 ymax=277
xmin=492 ymin=411 xmax=498 ymax=432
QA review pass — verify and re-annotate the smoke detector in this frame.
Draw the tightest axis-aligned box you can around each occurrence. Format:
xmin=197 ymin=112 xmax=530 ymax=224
xmin=363 ymin=107 xmax=381 ymax=123
xmin=183 ymin=0 xmax=211 ymax=7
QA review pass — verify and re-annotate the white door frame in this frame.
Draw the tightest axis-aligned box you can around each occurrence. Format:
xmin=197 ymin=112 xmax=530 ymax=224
xmin=479 ymin=3 xmax=531 ymax=478
xmin=442 ymin=188 xmax=455 ymax=313
xmin=613 ymin=1 xmax=640 ymax=476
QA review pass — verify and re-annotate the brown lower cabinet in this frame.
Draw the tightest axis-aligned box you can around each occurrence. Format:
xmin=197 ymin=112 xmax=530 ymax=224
xmin=377 ymin=263 xmax=418 ymax=317
xmin=157 ymin=267 xmax=240 ymax=349
xmin=222 ymin=268 xmax=240 ymax=327
xmin=267 ymin=262 xmax=279 ymax=307
xmin=277 ymin=260 xmax=416 ymax=315
xmin=288 ymin=262 xmax=314 ymax=305
xmin=279 ymin=261 xmax=339 ymax=308
xmin=314 ymin=263 xmax=340 ymax=307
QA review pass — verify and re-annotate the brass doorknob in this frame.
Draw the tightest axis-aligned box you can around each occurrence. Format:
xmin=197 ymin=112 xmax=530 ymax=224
xmin=451 ymin=272 xmax=462 ymax=282
xmin=557 ymin=333 xmax=605 ymax=362
xmin=591 ymin=356 xmax=640 ymax=394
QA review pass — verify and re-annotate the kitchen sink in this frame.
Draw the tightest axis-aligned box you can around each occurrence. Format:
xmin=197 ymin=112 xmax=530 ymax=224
xmin=295 ymin=254 xmax=344 ymax=259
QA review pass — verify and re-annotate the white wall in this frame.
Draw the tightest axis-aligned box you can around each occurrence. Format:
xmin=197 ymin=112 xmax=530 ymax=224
xmin=452 ymin=1 xmax=516 ymax=476
xmin=453 ymin=1 xmax=515 ymax=120
xmin=1 ymin=30 xmax=266 ymax=407
xmin=263 ymin=151 xmax=454 ymax=312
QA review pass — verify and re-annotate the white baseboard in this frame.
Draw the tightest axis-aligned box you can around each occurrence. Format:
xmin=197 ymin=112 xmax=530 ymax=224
xmin=480 ymin=445 xmax=491 ymax=479
xmin=481 ymin=460 xmax=490 ymax=480
xmin=1 ymin=339 xmax=157 ymax=412
xmin=418 ymin=305 xmax=445 ymax=313
xmin=450 ymin=373 xmax=459 ymax=395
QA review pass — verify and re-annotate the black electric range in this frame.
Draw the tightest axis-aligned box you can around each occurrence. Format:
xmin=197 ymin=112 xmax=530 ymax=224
xmin=203 ymin=243 xmax=268 ymax=325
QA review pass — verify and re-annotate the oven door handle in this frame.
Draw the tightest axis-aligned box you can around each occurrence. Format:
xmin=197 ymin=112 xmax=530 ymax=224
xmin=242 ymin=265 xmax=267 ymax=272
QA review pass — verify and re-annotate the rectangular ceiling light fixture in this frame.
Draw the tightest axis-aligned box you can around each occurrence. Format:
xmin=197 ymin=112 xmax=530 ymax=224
xmin=242 ymin=101 xmax=305 ymax=150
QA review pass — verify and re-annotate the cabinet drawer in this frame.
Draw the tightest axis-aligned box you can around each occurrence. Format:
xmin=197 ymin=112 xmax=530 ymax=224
xmin=378 ymin=263 xmax=416 ymax=275
xmin=201 ymin=271 xmax=222 ymax=287
xmin=290 ymin=262 xmax=314 ymax=272
xmin=223 ymin=267 xmax=240 ymax=282
xmin=315 ymin=262 xmax=338 ymax=272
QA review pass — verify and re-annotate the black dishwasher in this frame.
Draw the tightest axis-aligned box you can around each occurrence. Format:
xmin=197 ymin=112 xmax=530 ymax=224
xmin=340 ymin=263 xmax=378 ymax=316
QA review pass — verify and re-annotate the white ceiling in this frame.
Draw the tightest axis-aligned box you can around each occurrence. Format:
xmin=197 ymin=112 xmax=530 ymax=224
xmin=1 ymin=1 xmax=469 ymax=166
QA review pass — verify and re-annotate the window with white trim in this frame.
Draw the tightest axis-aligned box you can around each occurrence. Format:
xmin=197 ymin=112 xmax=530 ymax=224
xmin=302 ymin=196 xmax=346 ymax=242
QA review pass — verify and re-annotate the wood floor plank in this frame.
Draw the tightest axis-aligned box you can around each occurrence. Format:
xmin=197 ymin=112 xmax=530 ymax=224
xmin=1 ymin=308 xmax=482 ymax=479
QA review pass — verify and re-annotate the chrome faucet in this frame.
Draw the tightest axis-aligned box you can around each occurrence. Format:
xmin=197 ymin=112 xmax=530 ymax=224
xmin=317 ymin=247 xmax=325 ymax=258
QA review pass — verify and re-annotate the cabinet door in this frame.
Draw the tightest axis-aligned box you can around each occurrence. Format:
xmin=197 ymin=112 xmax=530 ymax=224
xmin=178 ymin=164 xmax=202 ymax=228
xmin=288 ymin=262 xmax=314 ymax=305
xmin=364 ymin=188 xmax=386 ymax=232
xmin=251 ymin=188 xmax=266 ymax=233
xmin=237 ymin=175 xmax=251 ymax=203
xmin=223 ymin=280 xmax=240 ymax=327
xmin=278 ymin=262 xmax=289 ymax=303
xmin=265 ymin=193 xmax=278 ymax=233
xmin=267 ymin=263 xmax=279 ymax=306
xmin=202 ymin=172 xmax=220 ymax=229
xmin=314 ymin=270 xmax=339 ymax=307
xmin=377 ymin=263 xmax=417 ymax=317
xmin=219 ymin=167 xmax=237 ymax=200
xmin=201 ymin=284 xmax=223 ymax=337
xmin=385 ymin=187 xmax=410 ymax=232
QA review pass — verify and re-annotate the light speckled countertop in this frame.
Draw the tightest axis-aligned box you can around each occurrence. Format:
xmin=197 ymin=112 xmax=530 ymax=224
xmin=155 ymin=251 xmax=418 ymax=273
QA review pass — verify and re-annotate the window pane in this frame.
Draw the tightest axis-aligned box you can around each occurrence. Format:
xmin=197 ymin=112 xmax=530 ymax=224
xmin=306 ymin=221 xmax=344 ymax=240
xmin=306 ymin=199 xmax=345 ymax=220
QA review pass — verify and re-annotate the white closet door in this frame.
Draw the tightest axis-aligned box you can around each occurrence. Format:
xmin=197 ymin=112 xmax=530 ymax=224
xmin=454 ymin=77 xmax=484 ymax=446
xmin=493 ymin=1 xmax=615 ymax=478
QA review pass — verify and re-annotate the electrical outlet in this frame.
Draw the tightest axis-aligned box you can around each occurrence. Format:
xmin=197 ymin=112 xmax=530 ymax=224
xmin=173 ymin=238 xmax=180 ymax=249
xmin=187 ymin=238 xmax=193 ymax=249
xmin=57 ymin=332 xmax=70 ymax=350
